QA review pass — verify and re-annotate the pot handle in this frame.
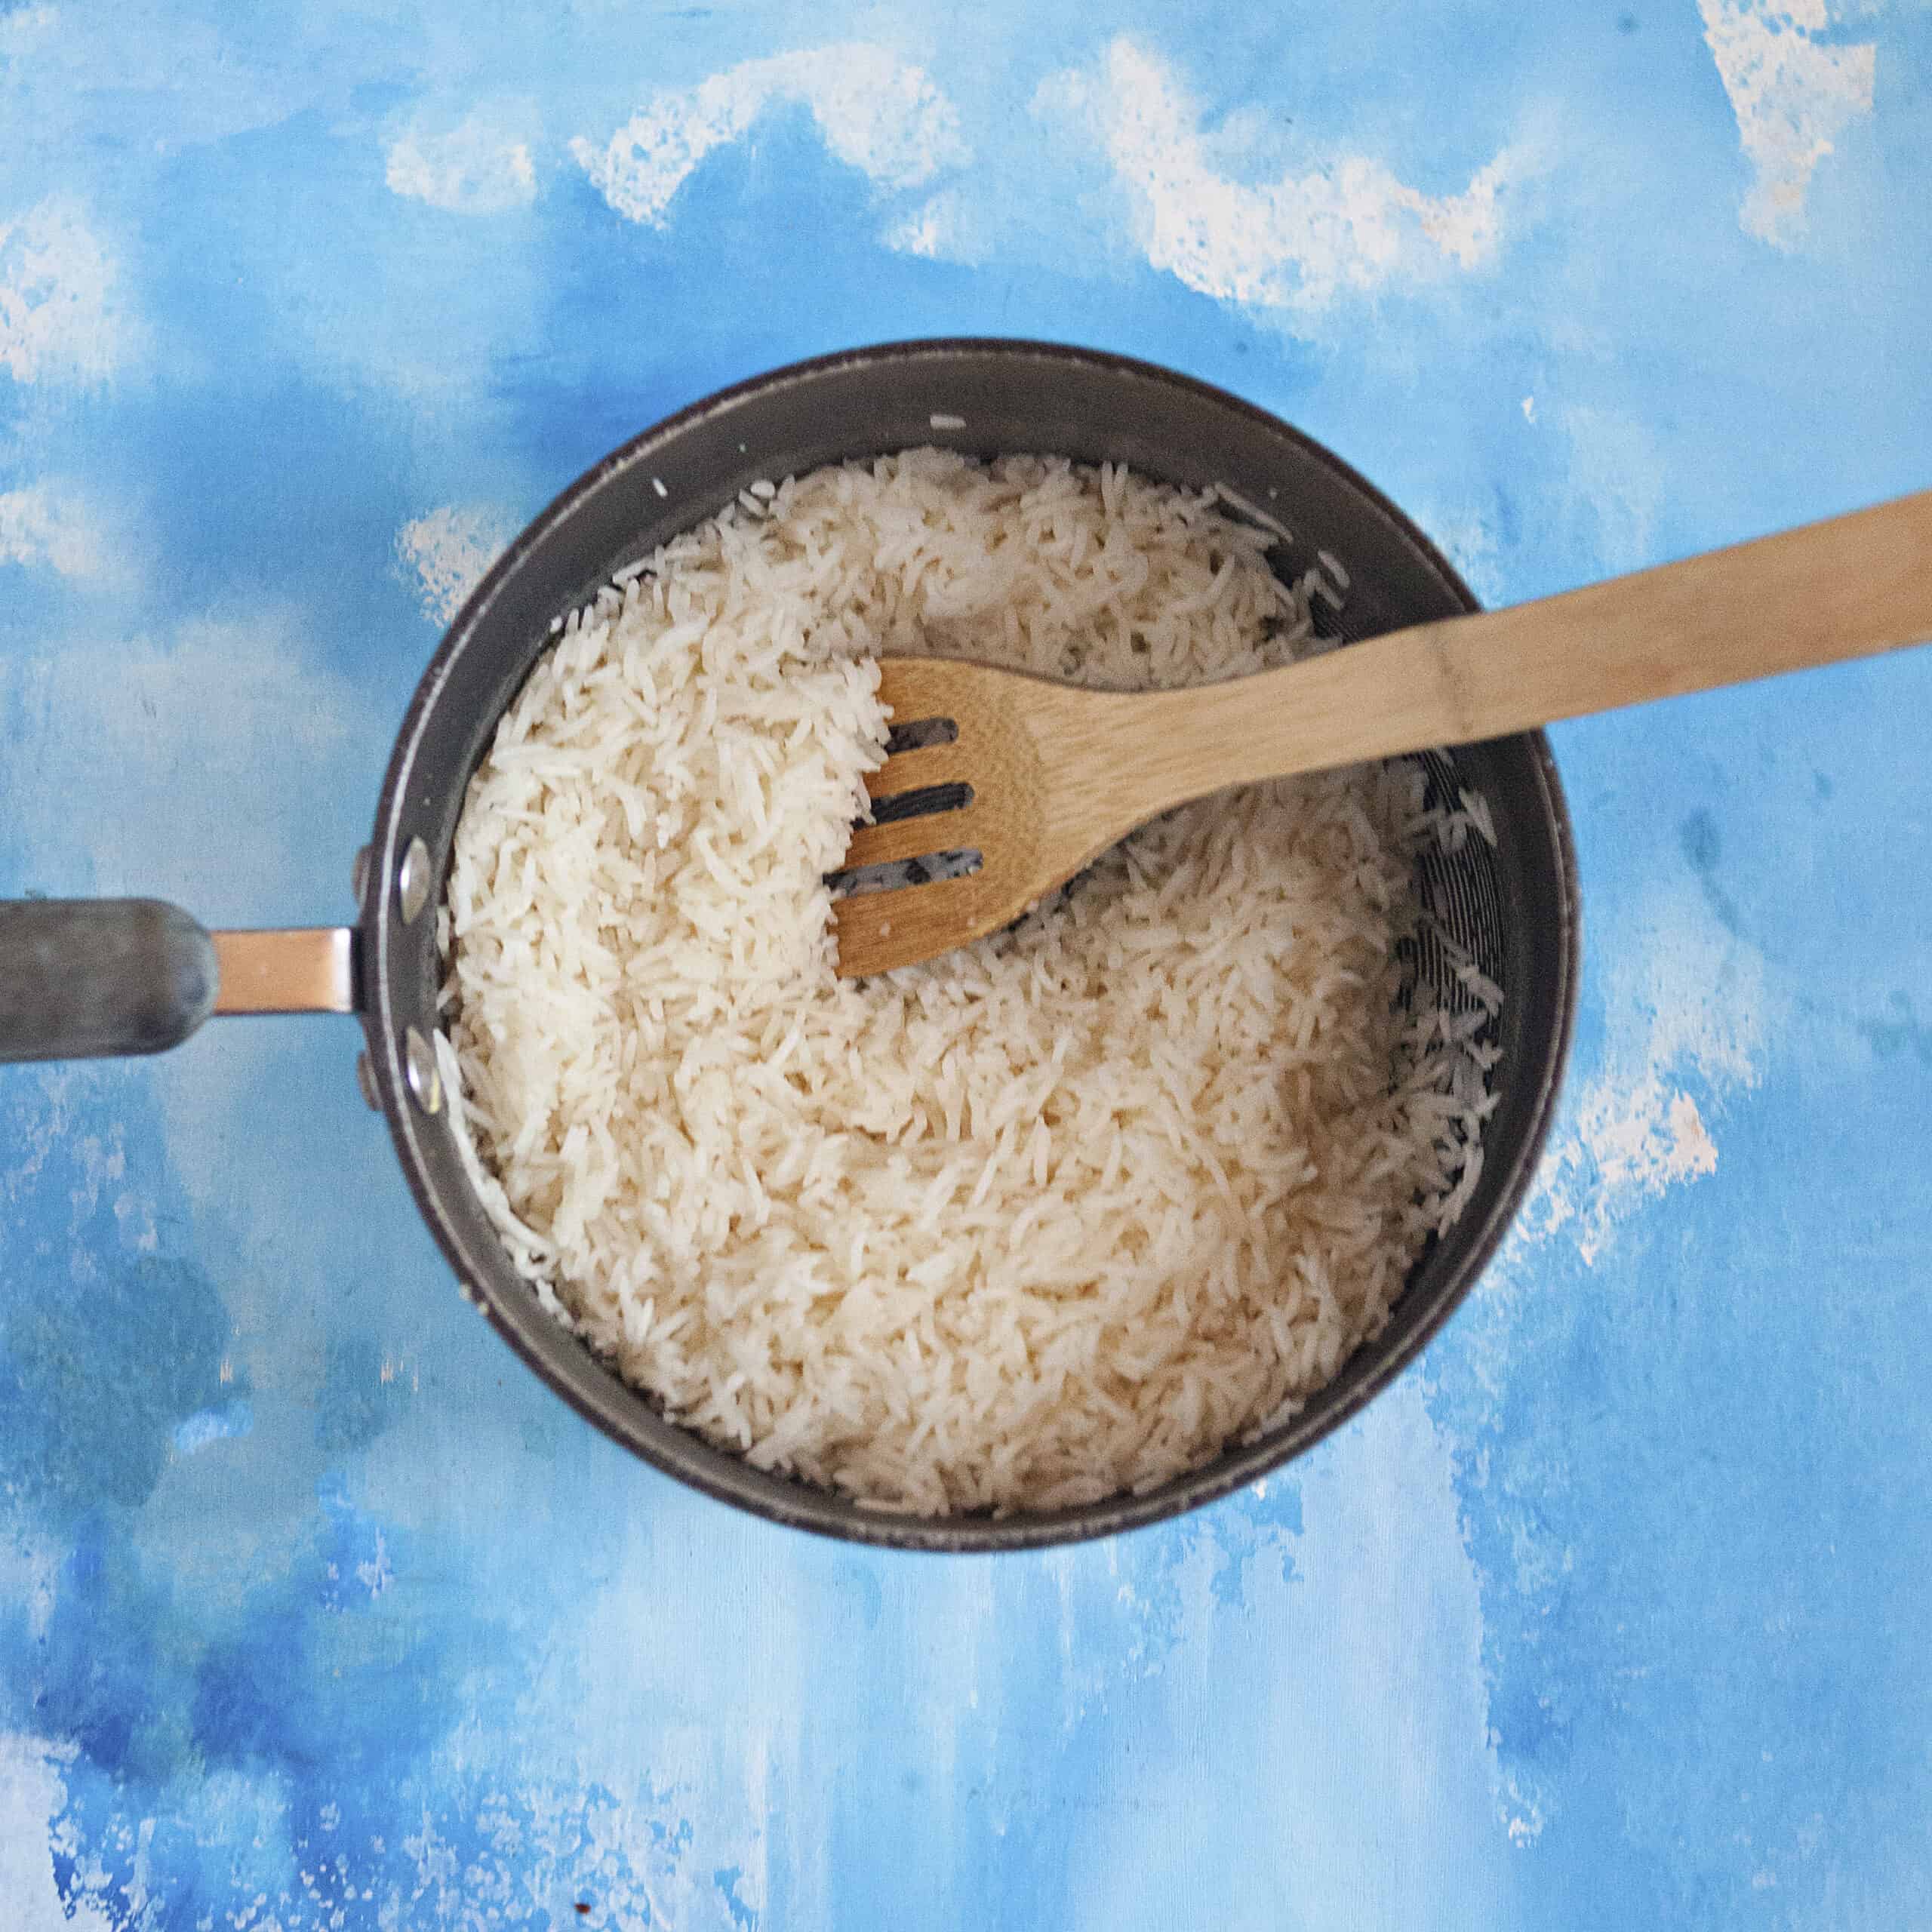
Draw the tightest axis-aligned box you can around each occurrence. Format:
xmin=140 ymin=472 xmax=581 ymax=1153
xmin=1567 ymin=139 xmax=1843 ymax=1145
xmin=0 ymin=900 xmax=356 ymax=1062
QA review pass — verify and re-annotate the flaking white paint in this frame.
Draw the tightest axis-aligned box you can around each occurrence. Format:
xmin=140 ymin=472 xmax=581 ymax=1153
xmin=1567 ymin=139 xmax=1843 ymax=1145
xmin=396 ymin=503 xmax=518 ymax=625
xmin=571 ymin=46 xmax=967 ymax=229
xmin=0 ymin=484 xmax=106 ymax=578
xmin=0 ymin=198 xmax=128 ymax=385
xmin=1522 ymin=888 xmax=1769 ymax=1266
xmin=386 ymin=112 xmax=537 ymax=215
xmin=0 ymin=1734 xmax=114 ymax=1932
xmin=1699 ymin=0 xmax=1875 ymax=245
xmin=1038 ymin=38 xmax=1519 ymax=314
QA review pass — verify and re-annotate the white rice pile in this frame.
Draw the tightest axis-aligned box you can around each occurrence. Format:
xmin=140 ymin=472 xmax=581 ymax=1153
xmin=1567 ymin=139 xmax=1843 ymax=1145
xmin=441 ymin=451 xmax=1495 ymax=1515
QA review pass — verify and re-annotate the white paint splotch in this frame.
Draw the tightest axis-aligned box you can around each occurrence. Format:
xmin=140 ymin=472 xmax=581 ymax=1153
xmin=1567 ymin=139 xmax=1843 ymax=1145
xmin=884 ymin=187 xmax=983 ymax=264
xmin=395 ymin=503 xmax=518 ymax=625
xmin=1038 ymin=38 xmax=1521 ymax=315
xmin=0 ymin=4 xmax=57 ymax=51
xmin=0 ymin=1735 xmax=112 ymax=1932
xmin=0 ymin=1730 xmax=764 ymax=1932
xmin=386 ymin=112 xmax=537 ymax=215
xmin=0 ymin=484 xmax=105 ymax=579
xmin=1699 ymin=0 xmax=1876 ymax=245
xmin=0 ymin=198 xmax=128 ymax=386
xmin=571 ymin=45 xmax=968 ymax=228
xmin=1523 ymin=888 xmax=1768 ymax=1266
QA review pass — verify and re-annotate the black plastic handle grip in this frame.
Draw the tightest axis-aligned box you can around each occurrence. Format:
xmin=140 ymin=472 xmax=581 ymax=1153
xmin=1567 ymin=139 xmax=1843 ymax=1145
xmin=0 ymin=899 xmax=219 ymax=1062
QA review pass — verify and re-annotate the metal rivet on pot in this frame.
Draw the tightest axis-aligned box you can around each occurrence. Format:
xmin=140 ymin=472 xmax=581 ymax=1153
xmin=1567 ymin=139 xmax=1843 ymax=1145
xmin=403 ymin=1026 xmax=441 ymax=1115
xmin=350 ymin=844 xmax=371 ymax=911
xmin=397 ymin=836 xmax=432 ymax=924
xmin=355 ymin=1049 xmax=380 ymax=1112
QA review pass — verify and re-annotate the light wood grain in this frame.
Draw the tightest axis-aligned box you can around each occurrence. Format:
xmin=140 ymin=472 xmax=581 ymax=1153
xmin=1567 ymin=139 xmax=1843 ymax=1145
xmin=834 ymin=489 xmax=1932 ymax=977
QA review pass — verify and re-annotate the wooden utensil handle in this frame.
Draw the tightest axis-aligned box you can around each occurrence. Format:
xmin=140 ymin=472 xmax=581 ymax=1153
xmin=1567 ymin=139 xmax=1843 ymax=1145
xmin=1116 ymin=490 xmax=1932 ymax=808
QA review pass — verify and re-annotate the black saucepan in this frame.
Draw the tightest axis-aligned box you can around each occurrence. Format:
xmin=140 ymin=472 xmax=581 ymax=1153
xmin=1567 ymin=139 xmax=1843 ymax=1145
xmin=0 ymin=340 xmax=1580 ymax=1550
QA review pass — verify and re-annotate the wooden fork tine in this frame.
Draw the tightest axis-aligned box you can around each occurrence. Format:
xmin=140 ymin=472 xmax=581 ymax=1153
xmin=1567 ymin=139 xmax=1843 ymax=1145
xmin=864 ymin=743 xmax=969 ymax=801
xmin=833 ymin=870 xmax=1004 ymax=978
xmin=840 ymin=804 xmax=983 ymax=872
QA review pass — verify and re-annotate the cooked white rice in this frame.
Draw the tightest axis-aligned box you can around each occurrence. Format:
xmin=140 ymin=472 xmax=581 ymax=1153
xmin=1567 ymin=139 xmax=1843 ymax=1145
xmin=441 ymin=451 xmax=1494 ymax=1515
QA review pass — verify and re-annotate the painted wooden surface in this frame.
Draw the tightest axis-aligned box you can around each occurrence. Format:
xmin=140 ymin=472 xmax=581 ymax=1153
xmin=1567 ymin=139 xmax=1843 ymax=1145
xmin=2 ymin=4 xmax=1928 ymax=1924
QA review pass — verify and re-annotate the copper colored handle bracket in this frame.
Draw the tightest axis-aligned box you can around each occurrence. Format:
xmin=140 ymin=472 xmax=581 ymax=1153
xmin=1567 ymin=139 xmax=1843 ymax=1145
xmin=212 ymin=928 xmax=356 ymax=1016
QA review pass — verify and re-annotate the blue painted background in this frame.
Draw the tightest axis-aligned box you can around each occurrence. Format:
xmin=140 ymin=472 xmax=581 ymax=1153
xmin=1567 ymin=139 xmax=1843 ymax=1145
xmin=3 ymin=3 xmax=1929 ymax=1924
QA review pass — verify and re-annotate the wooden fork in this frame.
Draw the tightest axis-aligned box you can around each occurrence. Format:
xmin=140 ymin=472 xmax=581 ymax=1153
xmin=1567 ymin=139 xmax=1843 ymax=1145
xmin=832 ymin=489 xmax=1932 ymax=977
